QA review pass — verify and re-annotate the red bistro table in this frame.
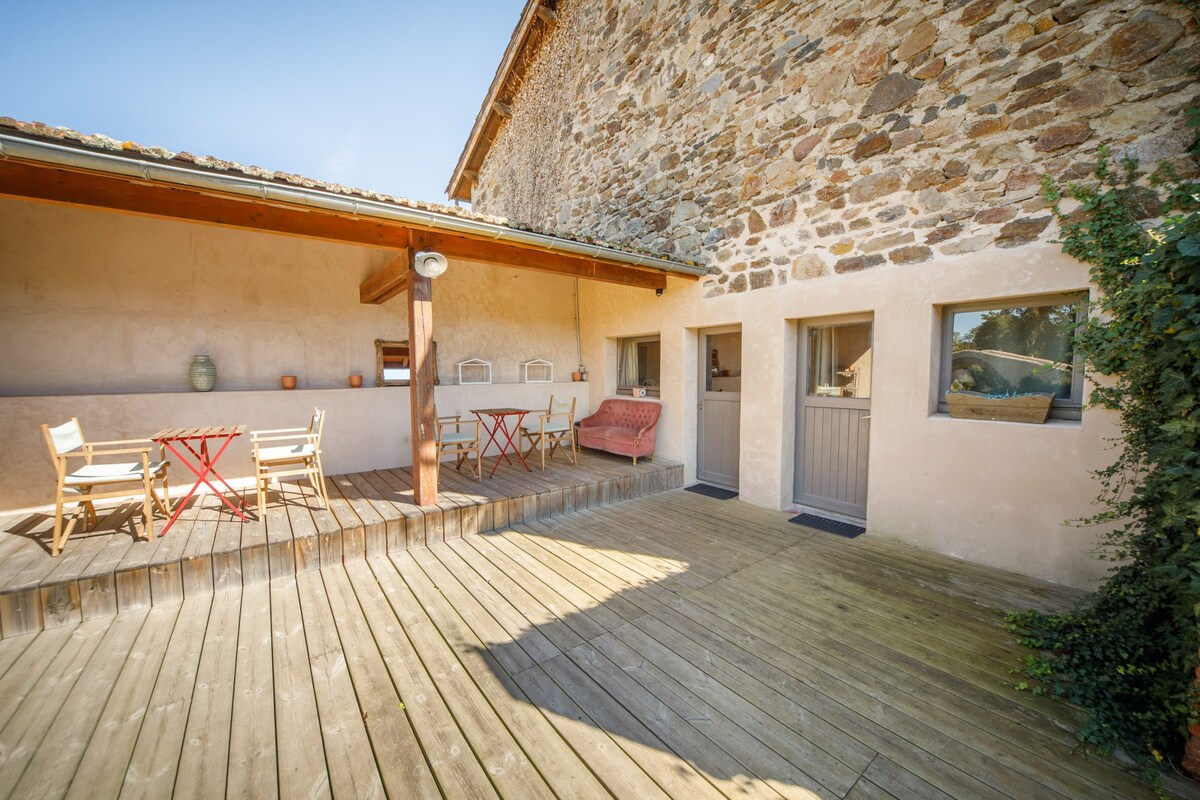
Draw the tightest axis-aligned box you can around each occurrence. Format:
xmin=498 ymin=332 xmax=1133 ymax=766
xmin=470 ymin=408 xmax=531 ymax=478
xmin=152 ymin=425 xmax=248 ymax=535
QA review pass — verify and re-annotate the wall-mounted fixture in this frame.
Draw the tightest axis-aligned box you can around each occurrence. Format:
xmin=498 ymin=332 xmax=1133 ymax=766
xmin=414 ymin=250 xmax=448 ymax=279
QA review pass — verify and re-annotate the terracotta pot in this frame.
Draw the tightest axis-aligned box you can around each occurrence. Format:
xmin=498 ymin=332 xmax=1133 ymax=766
xmin=280 ymin=375 xmax=297 ymax=390
xmin=348 ymin=374 xmax=363 ymax=388
xmin=571 ymin=371 xmax=582 ymax=382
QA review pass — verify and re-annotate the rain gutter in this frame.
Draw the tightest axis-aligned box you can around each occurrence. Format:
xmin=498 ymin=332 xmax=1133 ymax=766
xmin=0 ymin=133 xmax=707 ymax=278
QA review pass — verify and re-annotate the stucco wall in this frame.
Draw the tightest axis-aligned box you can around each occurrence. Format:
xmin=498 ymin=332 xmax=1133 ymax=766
xmin=0 ymin=198 xmax=582 ymax=395
xmin=461 ymin=0 xmax=1188 ymax=588
xmin=0 ymin=199 xmax=590 ymax=508
xmin=581 ymin=243 xmax=1118 ymax=589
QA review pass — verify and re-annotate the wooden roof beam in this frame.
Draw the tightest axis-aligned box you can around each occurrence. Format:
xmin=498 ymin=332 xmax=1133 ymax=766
xmin=360 ymin=250 xmax=411 ymax=304
xmin=0 ymin=159 xmax=413 ymax=250
xmin=414 ymin=230 xmax=669 ymax=291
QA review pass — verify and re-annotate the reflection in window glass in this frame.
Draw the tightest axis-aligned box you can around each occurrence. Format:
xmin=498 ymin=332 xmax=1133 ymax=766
xmin=705 ymin=332 xmax=742 ymax=392
xmin=618 ymin=337 xmax=661 ymax=390
xmin=807 ymin=322 xmax=872 ymax=398
xmin=949 ymin=302 xmax=1079 ymax=399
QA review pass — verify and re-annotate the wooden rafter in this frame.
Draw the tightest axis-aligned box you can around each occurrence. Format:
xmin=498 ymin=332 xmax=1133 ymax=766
xmin=0 ymin=159 xmax=412 ymax=250
xmin=359 ymin=251 xmax=410 ymax=304
xmin=413 ymin=230 xmax=670 ymax=291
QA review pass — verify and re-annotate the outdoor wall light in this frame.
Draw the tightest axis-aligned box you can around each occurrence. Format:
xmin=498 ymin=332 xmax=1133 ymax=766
xmin=414 ymin=250 xmax=448 ymax=279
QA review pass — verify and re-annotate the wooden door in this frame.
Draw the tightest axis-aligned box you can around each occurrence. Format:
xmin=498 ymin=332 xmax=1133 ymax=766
xmin=794 ymin=318 xmax=872 ymax=518
xmin=697 ymin=327 xmax=741 ymax=489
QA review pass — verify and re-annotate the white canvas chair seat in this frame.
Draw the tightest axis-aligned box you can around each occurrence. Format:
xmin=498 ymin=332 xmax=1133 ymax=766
xmin=255 ymin=443 xmax=316 ymax=462
xmin=436 ymin=407 xmax=482 ymax=481
xmin=64 ymin=461 xmax=168 ymax=484
xmin=41 ymin=418 xmax=171 ymax=556
xmin=520 ymin=395 xmax=578 ymax=471
xmin=521 ymin=419 xmax=570 ymax=434
xmin=251 ymin=408 xmax=329 ymax=510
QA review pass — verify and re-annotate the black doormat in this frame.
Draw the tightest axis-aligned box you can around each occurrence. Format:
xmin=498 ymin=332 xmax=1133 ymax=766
xmin=788 ymin=513 xmax=866 ymax=538
xmin=685 ymin=483 xmax=739 ymax=500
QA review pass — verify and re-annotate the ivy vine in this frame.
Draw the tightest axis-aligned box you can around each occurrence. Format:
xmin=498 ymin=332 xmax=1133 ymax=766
xmin=1006 ymin=113 xmax=1200 ymax=788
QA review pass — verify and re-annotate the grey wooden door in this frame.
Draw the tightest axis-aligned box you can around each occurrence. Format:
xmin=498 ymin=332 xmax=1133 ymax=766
xmin=697 ymin=327 xmax=741 ymax=489
xmin=794 ymin=319 xmax=872 ymax=518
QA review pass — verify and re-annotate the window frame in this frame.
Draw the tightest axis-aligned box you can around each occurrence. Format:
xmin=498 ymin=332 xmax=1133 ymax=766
xmin=937 ymin=292 xmax=1087 ymax=421
xmin=616 ymin=335 xmax=662 ymax=398
xmin=375 ymin=339 xmax=439 ymax=387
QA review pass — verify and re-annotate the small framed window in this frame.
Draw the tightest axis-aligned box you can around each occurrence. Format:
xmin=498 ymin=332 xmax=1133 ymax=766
xmin=938 ymin=293 xmax=1087 ymax=420
xmin=617 ymin=335 xmax=660 ymax=397
xmin=376 ymin=339 xmax=439 ymax=386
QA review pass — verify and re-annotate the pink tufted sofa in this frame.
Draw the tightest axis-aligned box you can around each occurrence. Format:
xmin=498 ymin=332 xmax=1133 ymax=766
xmin=576 ymin=398 xmax=661 ymax=465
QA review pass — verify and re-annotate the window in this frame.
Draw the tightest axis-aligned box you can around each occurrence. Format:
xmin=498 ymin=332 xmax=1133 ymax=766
xmin=806 ymin=321 xmax=872 ymax=398
xmin=375 ymin=339 xmax=439 ymax=386
xmin=617 ymin=336 xmax=660 ymax=396
xmin=939 ymin=294 xmax=1086 ymax=420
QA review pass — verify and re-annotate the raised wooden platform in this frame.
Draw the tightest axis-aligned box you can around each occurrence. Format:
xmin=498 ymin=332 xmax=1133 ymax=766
xmin=0 ymin=451 xmax=682 ymax=638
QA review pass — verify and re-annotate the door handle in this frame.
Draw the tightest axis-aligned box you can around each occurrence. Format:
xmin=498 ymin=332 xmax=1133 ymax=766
xmin=861 ymin=415 xmax=871 ymax=420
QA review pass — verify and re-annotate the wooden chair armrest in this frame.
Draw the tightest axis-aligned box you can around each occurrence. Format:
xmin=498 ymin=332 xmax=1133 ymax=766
xmin=252 ymin=433 xmax=318 ymax=444
xmin=84 ymin=437 xmax=154 ymax=447
xmin=65 ymin=445 xmax=154 ymax=458
xmin=251 ymin=427 xmax=308 ymax=439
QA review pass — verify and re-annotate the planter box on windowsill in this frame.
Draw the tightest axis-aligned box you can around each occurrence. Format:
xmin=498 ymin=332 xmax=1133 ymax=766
xmin=945 ymin=391 xmax=1054 ymax=424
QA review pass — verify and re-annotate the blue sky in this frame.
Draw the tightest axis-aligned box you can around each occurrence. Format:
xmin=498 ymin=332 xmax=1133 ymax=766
xmin=0 ymin=0 xmax=526 ymax=204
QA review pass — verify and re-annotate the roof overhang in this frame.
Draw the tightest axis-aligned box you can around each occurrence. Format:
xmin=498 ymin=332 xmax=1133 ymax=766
xmin=446 ymin=0 xmax=554 ymax=202
xmin=0 ymin=130 xmax=705 ymax=294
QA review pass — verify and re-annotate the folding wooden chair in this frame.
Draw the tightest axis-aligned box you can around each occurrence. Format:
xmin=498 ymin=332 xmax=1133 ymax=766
xmin=41 ymin=418 xmax=170 ymax=556
xmin=251 ymin=408 xmax=329 ymax=509
xmin=435 ymin=407 xmax=482 ymax=481
xmin=520 ymin=396 xmax=577 ymax=470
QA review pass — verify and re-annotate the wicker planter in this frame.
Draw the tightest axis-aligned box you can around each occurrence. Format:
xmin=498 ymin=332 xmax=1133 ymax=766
xmin=945 ymin=391 xmax=1054 ymax=423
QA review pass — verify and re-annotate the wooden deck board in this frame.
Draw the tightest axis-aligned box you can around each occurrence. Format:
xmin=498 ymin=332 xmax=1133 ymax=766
xmin=0 ymin=486 xmax=1186 ymax=800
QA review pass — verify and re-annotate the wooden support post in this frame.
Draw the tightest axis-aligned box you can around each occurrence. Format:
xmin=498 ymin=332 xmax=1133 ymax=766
xmin=408 ymin=250 xmax=437 ymax=506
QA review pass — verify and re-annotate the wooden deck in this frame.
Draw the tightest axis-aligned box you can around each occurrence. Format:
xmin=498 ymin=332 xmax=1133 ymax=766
xmin=0 ymin=451 xmax=682 ymax=638
xmin=1 ymin=489 xmax=1195 ymax=800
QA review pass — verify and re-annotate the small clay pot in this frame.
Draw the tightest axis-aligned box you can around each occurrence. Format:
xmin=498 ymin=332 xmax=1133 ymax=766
xmin=348 ymin=374 xmax=363 ymax=388
xmin=280 ymin=375 xmax=297 ymax=390
xmin=571 ymin=371 xmax=582 ymax=382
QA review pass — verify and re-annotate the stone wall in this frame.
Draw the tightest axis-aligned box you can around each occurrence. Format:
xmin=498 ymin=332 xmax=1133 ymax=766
xmin=472 ymin=0 xmax=1198 ymax=296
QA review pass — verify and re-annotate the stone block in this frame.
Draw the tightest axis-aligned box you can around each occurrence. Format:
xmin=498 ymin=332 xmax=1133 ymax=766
xmin=1089 ymin=11 xmax=1184 ymax=72
xmin=1013 ymin=62 xmax=1062 ymax=92
xmin=1033 ymin=122 xmax=1092 ymax=152
xmin=966 ymin=117 xmax=1010 ymax=138
xmin=853 ymin=132 xmax=892 ymax=159
xmin=889 ymin=245 xmax=933 ymax=264
xmin=897 ymin=21 xmax=937 ymax=63
xmin=834 ymin=254 xmax=886 ymax=273
xmin=849 ymin=171 xmax=902 ymax=203
xmin=861 ymin=230 xmax=915 ymax=253
xmin=792 ymin=133 xmax=823 ymax=161
xmin=749 ymin=269 xmax=775 ymax=290
xmin=854 ymin=42 xmax=891 ymax=85
xmin=859 ymin=73 xmax=923 ymax=118
xmin=913 ymin=57 xmax=946 ymax=81
xmin=995 ymin=215 xmax=1051 ymax=247
xmin=960 ymin=0 xmax=1002 ymax=27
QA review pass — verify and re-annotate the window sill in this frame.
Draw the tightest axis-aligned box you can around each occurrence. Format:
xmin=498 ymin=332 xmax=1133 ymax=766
xmin=930 ymin=411 xmax=1082 ymax=428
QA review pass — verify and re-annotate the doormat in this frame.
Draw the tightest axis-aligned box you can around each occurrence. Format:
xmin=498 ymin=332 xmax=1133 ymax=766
xmin=788 ymin=513 xmax=865 ymax=538
xmin=685 ymin=484 xmax=739 ymax=500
